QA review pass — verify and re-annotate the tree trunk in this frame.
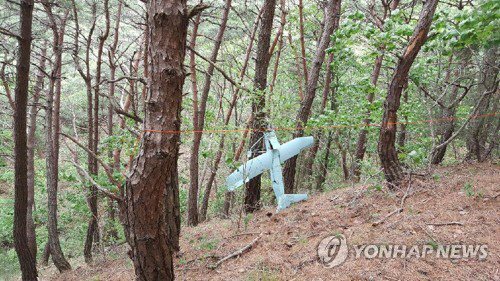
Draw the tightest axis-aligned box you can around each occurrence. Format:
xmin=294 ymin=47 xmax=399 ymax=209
xmin=303 ymin=53 xmax=334 ymax=182
xmin=188 ymin=0 xmax=231 ymax=226
xmin=124 ymin=1 xmax=188 ymax=279
xmin=467 ymin=48 xmax=498 ymax=161
xmin=298 ymin=0 xmax=308 ymax=84
xmin=397 ymin=89 xmax=408 ymax=150
xmin=378 ymin=0 xmax=438 ymax=185
xmin=112 ymin=46 xmax=143 ymax=176
xmin=352 ymin=55 xmax=383 ymax=180
xmin=13 ymin=1 xmax=38 ymax=280
xmin=84 ymin=0 xmax=109 ymax=263
xmin=26 ymin=43 xmax=46 ymax=261
xmin=108 ymin=0 xmax=121 ymax=170
xmin=283 ymin=0 xmax=341 ymax=194
xmin=289 ymin=33 xmax=305 ymax=102
xmin=41 ymin=243 xmax=50 ymax=266
xmin=42 ymin=2 xmax=72 ymax=271
xmin=351 ymin=0 xmax=402 ymax=181
xmin=244 ymin=0 xmax=276 ymax=213
xmin=105 ymin=0 xmax=122 ymax=241
xmin=315 ymin=132 xmax=333 ymax=191
xmin=198 ymin=6 xmax=262 ymax=222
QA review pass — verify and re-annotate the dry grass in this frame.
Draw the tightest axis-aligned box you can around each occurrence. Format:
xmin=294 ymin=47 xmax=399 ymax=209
xmin=41 ymin=162 xmax=500 ymax=281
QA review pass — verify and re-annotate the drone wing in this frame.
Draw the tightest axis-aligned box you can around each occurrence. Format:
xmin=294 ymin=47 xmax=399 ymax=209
xmin=226 ymin=151 xmax=273 ymax=191
xmin=278 ymin=136 xmax=314 ymax=162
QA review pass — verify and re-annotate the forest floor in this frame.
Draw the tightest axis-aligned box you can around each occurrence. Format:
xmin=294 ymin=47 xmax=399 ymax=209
xmin=39 ymin=162 xmax=499 ymax=281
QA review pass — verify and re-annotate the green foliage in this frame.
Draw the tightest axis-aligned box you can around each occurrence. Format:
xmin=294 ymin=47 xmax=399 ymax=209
xmin=209 ymin=187 xmax=227 ymax=217
xmin=243 ymin=213 xmax=253 ymax=231
xmin=0 ymin=198 xmax=14 ymax=247
xmin=179 ymin=187 xmax=188 ymax=220
xmin=0 ymin=248 xmax=19 ymax=280
xmin=463 ymin=182 xmax=475 ymax=197
xmin=427 ymin=239 xmax=439 ymax=250
xmin=369 ymin=184 xmax=383 ymax=192
xmin=0 ymin=129 xmax=12 ymax=168
xmin=195 ymin=236 xmax=219 ymax=251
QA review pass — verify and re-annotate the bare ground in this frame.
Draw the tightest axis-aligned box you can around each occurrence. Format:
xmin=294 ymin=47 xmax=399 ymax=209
xmin=40 ymin=162 xmax=500 ymax=281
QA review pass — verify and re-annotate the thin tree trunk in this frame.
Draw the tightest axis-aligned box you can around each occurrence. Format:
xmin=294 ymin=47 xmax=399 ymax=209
xmin=315 ymin=132 xmax=333 ymax=190
xmin=283 ymin=0 xmax=341 ymax=194
xmin=315 ymin=81 xmax=337 ymax=190
xmin=467 ymin=48 xmax=498 ymax=161
xmin=112 ymin=45 xmax=144 ymax=177
xmin=351 ymin=0 xmax=402 ymax=181
xmin=268 ymin=0 xmax=286 ymax=99
xmin=378 ymin=0 xmax=438 ymax=185
xmin=199 ymin=5 xmax=263 ymax=222
xmin=41 ymin=243 xmax=50 ymax=266
xmin=397 ymin=89 xmax=409 ymax=150
xmin=298 ymin=0 xmax=308 ymax=84
xmin=431 ymin=106 xmax=456 ymax=164
xmin=222 ymin=191 xmax=233 ymax=218
xmin=13 ymin=1 xmax=38 ymax=279
xmin=352 ymin=54 xmax=384 ymax=180
xmin=303 ymin=53 xmax=334 ymax=181
xmin=84 ymin=0 xmax=110 ymax=263
xmin=334 ymin=135 xmax=349 ymax=180
xmin=108 ymin=1 xmax=122 ymax=170
xmin=125 ymin=1 xmax=190 ymax=279
xmin=105 ymin=0 xmax=122 ymax=242
xmin=289 ymin=33 xmax=304 ymax=101
xmin=244 ymin=0 xmax=276 ymax=213
xmin=188 ymin=11 xmax=201 ymax=222
xmin=26 ymin=44 xmax=46 ymax=261
xmin=42 ymin=2 xmax=72 ymax=271
xmin=188 ymin=0 xmax=231 ymax=226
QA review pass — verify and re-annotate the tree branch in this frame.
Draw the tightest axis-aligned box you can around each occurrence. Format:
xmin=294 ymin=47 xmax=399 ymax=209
xmin=433 ymin=77 xmax=499 ymax=151
xmin=70 ymin=159 xmax=123 ymax=202
xmin=60 ymin=132 xmax=122 ymax=188
xmin=0 ymin=61 xmax=15 ymax=110
xmin=186 ymin=45 xmax=251 ymax=93
xmin=0 ymin=27 xmax=21 ymax=40
xmin=187 ymin=3 xmax=210 ymax=19
xmin=102 ymin=76 xmax=147 ymax=85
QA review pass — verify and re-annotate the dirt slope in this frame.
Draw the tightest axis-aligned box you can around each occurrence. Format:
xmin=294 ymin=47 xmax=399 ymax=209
xmin=42 ymin=163 xmax=500 ymax=281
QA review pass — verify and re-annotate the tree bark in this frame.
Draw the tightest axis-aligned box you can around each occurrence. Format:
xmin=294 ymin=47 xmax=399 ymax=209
xmin=26 ymin=43 xmax=46 ymax=262
xmin=430 ymin=52 xmax=470 ymax=164
xmin=84 ymin=0 xmax=110 ymax=263
xmin=105 ymin=0 xmax=122 ymax=241
xmin=124 ymin=0 xmax=188 ymax=279
xmin=378 ymin=0 xmax=438 ymax=185
xmin=244 ymin=0 xmax=276 ymax=213
xmin=108 ymin=1 xmax=122 ymax=171
xmin=467 ymin=48 xmax=498 ymax=161
xmin=188 ymin=0 xmax=231 ymax=226
xmin=282 ymin=0 xmax=341 ymax=194
xmin=42 ymin=1 xmax=72 ymax=272
xmin=315 ymin=80 xmax=338 ymax=191
xmin=303 ymin=53 xmax=334 ymax=182
xmin=13 ymin=0 xmax=38 ymax=279
xmin=298 ymin=0 xmax=308 ymax=84
xmin=397 ymin=88 xmax=408 ymax=150
xmin=315 ymin=132 xmax=333 ymax=191
xmin=289 ymin=33 xmax=305 ymax=102
xmin=199 ymin=5 xmax=263 ymax=222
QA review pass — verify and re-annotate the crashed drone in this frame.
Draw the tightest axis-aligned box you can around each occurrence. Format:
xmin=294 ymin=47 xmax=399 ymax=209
xmin=226 ymin=130 xmax=314 ymax=211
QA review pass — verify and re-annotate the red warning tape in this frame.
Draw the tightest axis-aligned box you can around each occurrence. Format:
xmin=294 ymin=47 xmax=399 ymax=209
xmin=143 ymin=112 xmax=499 ymax=135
